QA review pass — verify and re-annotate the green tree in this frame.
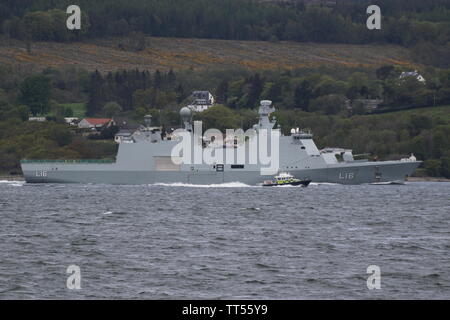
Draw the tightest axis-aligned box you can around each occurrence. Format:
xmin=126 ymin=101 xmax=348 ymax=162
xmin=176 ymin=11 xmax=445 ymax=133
xmin=49 ymin=9 xmax=70 ymax=42
xmin=23 ymin=11 xmax=53 ymax=41
xmin=48 ymin=124 xmax=73 ymax=147
xmin=376 ymin=65 xmax=396 ymax=80
xmin=215 ymin=80 xmax=229 ymax=104
xmin=245 ymin=73 xmax=264 ymax=108
xmin=196 ymin=105 xmax=241 ymax=131
xmin=407 ymin=114 xmax=432 ymax=136
xmin=424 ymin=159 xmax=441 ymax=177
xmin=294 ymin=80 xmax=313 ymax=111
xmin=392 ymin=77 xmax=426 ymax=107
xmin=64 ymin=107 xmax=74 ymax=117
xmin=440 ymin=157 xmax=450 ymax=178
xmin=19 ymin=75 xmax=51 ymax=115
xmin=86 ymin=70 xmax=105 ymax=116
xmin=103 ymin=101 xmax=123 ymax=117
xmin=310 ymin=94 xmax=345 ymax=115
xmin=3 ymin=16 xmax=26 ymax=39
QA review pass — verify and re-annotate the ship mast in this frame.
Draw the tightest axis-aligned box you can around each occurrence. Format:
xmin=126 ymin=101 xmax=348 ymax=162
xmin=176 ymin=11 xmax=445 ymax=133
xmin=255 ymin=100 xmax=276 ymax=130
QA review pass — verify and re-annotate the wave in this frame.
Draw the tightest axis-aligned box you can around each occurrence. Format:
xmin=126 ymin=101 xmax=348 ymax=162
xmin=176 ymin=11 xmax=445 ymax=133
xmin=151 ymin=182 xmax=256 ymax=188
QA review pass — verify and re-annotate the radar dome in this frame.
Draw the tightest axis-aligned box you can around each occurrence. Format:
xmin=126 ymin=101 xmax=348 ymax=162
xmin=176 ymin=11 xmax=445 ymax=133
xmin=180 ymin=107 xmax=192 ymax=120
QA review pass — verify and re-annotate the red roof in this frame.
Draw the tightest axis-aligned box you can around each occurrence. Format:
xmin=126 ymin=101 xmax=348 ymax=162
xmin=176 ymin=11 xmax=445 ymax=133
xmin=84 ymin=118 xmax=112 ymax=125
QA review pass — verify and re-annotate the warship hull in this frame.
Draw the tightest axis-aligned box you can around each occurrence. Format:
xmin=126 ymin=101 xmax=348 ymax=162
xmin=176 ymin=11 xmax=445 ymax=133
xmin=20 ymin=100 xmax=421 ymax=185
xmin=21 ymin=160 xmax=420 ymax=185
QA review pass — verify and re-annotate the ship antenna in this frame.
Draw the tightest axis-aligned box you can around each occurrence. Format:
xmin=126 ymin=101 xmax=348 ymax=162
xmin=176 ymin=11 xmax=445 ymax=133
xmin=144 ymin=114 xmax=152 ymax=129
xmin=257 ymin=100 xmax=276 ymax=130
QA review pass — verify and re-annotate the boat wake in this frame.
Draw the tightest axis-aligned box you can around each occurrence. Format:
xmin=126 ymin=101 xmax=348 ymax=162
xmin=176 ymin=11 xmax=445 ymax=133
xmin=369 ymin=181 xmax=406 ymax=185
xmin=309 ymin=182 xmax=340 ymax=186
xmin=266 ymin=184 xmax=307 ymax=187
xmin=151 ymin=182 xmax=256 ymax=188
xmin=0 ymin=180 xmax=25 ymax=187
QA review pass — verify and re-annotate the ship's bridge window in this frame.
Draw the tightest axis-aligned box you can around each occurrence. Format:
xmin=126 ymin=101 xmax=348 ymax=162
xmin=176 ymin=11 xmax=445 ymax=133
xmin=231 ymin=164 xmax=244 ymax=169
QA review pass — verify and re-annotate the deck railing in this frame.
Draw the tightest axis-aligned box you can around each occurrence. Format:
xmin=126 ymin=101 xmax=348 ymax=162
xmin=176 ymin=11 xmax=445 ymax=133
xmin=20 ymin=159 xmax=115 ymax=164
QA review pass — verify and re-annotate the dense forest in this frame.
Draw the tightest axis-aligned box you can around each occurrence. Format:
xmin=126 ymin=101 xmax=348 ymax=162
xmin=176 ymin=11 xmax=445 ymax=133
xmin=2 ymin=0 xmax=449 ymax=67
xmin=1 ymin=0 xmax=449 ymax=67
xmin=2 ymin=63 xmax=449 ymax=118
xmin=79 ymin=65 xmax=450 ymax=118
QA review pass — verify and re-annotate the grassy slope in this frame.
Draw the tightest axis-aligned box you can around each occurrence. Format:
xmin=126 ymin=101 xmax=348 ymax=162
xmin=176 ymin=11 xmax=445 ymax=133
xmin=59 ymin=103 xmax=86 ymax=118
xmin=0 ymin=36 xmax=418 ymax=73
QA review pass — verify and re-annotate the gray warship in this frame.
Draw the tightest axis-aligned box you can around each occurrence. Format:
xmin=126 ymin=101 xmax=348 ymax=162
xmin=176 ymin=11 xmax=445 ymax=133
xmin=21 ymin=100 xmax=421 ymax=185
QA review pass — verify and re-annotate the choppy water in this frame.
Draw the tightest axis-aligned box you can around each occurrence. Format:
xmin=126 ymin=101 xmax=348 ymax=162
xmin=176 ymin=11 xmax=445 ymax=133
xmin=0 ymin=180 xmax=449 ymax=299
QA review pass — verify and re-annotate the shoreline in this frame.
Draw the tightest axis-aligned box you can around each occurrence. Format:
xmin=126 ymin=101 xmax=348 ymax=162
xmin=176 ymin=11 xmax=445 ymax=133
xmin=407 ymin=176 xmax=450 ymax=182
xmin=0 ymin=176 xmax=25 ymax=181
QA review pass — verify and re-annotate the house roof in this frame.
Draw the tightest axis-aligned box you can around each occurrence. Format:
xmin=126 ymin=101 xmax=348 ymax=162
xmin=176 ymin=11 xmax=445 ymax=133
xmin=83 ymin=118 xmax=112 ymax=125
xmin=116 ymin=130 xmax=134 ymax=136
xmin=400 ymin=71 xmax=423 ymax=78
xmin=192 ymin=90 xmax=211 ymax=95
xmin=192 ymin=91 xmax=212 ymax=100
xmin=401 ymin=71 xmax=418 ymax=76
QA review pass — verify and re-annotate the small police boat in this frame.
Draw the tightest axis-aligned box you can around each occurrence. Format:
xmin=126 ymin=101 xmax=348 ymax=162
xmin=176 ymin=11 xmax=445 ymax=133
xmin=262 ymin=172 xmax=311 ymax=187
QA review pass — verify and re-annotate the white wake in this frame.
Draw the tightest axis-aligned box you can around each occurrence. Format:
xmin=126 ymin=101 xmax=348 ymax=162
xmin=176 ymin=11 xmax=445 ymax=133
xmin=0 ymin=180 xmax=25 ymax=187
xmin=151 ymin=182 xmax=257 ymax=188
xmin=309 ymin=182 xmax=340 ymax=186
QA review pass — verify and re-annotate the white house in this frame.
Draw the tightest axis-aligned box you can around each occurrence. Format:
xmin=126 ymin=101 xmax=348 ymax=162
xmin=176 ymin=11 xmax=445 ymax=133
xmin=187 ymin=91 xmax=215 ymax=112
xmin=64 ymin=117 xmax=79 ymax=126
xmin=28 ymin=117 xmax=46 ymax=122
xmin=399 ymin=70 xmax=426 ymax=83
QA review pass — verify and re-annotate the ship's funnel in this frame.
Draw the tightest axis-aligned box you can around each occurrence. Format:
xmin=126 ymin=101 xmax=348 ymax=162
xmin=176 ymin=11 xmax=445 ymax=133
xmin=144 ymin=114 xmax=152 ymax=128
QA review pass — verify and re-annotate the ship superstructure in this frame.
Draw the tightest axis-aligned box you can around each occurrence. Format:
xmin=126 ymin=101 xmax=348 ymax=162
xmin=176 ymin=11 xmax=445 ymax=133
xmin=21 ymin=101 xmax=421 ymax=184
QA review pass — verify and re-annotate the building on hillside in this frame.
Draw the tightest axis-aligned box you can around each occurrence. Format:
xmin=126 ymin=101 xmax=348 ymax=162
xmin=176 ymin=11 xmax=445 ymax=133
xmin=28 ymin=117 xmax=46 ymax=122
xmin=64 ymin=117 xmax=79 ymax=126
xmin=399 ymin=70 xmax=426 ymax=83
xmin=187 ymin=91 xmax=215 ymax=112
xmin=78 ymin=118 xmax=115 ymax=130
xmin=345 ymin=99 xmax=384 ymax=111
